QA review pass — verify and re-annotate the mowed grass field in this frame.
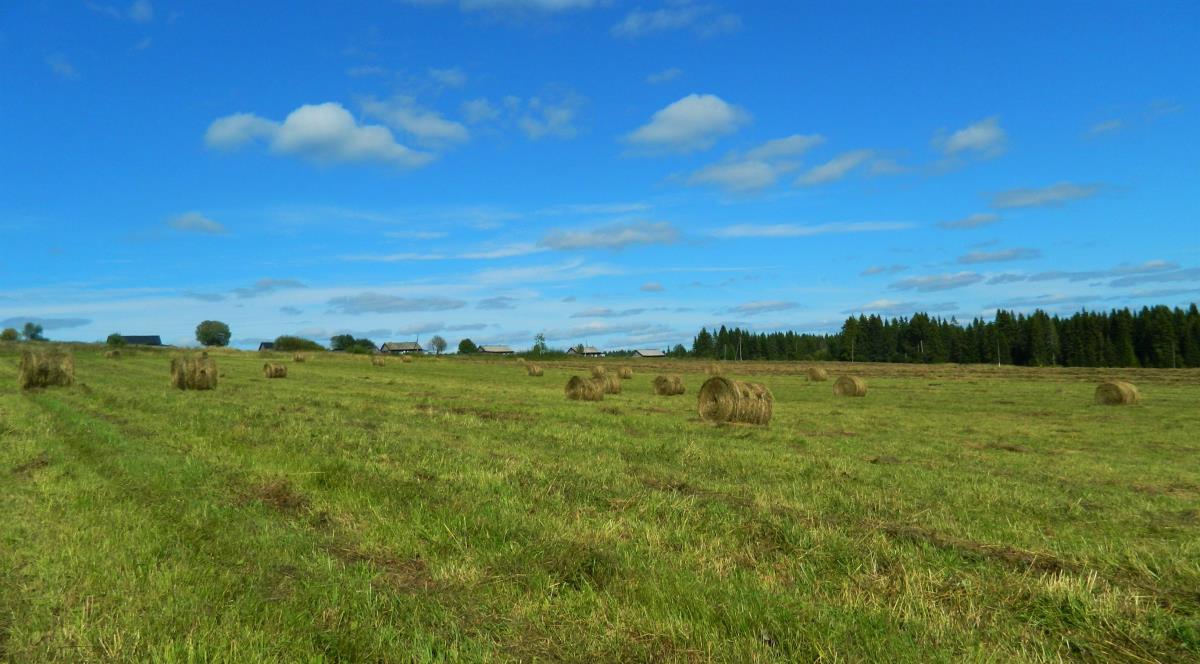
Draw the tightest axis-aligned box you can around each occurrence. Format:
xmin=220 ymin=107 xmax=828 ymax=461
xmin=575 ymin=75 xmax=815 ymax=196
xmin=1 ymin=345 xmax=1198 ymax=662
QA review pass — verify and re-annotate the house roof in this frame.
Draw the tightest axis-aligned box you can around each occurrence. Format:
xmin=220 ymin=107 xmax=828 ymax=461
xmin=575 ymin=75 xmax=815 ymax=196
xmin=122 ymin=335 xmax=162 ymax=346
xmin=380 ymin=341 xmax=422 ymax=351
xmin=634 ymin=349 xmax=666 ymax=357
xmin=569 ymin=346 xmax=603 ymax=355
xmin=478 ymin=345 xmax=514 ymax=353
xmin=258 ymin=342 xmax=275 ymax=350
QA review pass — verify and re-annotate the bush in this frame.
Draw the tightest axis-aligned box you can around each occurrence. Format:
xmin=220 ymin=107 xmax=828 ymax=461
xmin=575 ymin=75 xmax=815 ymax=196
xmin=273 ymin=335 xmax=324 ymax=352
xmin=106 ymin=333 xmax=126 ymax=347
xmin=0 ymin=328 xmax=17 ymax=342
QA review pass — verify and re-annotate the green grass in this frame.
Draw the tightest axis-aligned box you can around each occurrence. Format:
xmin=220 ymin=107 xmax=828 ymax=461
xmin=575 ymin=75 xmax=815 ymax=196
xmin=1 ymin=346 xmax=1198 ymax=662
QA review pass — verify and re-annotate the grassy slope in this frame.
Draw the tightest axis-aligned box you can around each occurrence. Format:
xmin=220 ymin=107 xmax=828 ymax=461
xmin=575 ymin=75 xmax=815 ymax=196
xmin=0 ymin=346 xmax=1197 ymax=662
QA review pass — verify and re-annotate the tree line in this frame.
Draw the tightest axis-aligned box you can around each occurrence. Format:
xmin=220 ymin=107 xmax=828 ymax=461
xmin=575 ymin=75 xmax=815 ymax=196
xmin=689 ymin=304 xmax=1200 ymax=368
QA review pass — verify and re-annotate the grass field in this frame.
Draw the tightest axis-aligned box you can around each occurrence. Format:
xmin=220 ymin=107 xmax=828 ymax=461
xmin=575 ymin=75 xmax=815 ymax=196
xmin=1 ymin=345 xmax=1198 ymax=662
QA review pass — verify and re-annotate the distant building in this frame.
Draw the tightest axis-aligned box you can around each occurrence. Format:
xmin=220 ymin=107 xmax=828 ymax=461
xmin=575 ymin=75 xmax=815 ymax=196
xmin=477 ymin=345 xmax=515 ymax=355
xmin=379 ymin=341 xmax=423 ymax=355
xmin=121 ymin=335 xmax=163 ymax=346
xmin=258 ymin=342 xmax=275 ymax=351
xmin=567 ymin=346 xmax=604 ymax=357
xmin=633 ymin=349 xmax=666 ymax=358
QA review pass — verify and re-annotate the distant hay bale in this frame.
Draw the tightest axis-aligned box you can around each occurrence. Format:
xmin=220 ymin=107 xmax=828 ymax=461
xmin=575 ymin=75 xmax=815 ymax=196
xmin=293 ymin=353 xmax=306 ymax=363
xmin=833 ymin=376 xmax=867 ymax=397
xmin=526 ymin=364 xmax=544 ymax=377
xmin=697 ymin=376 xmax=773 ymax=425
xmin=1095 ymin=381 xmax=1140 ymax=405
xmin=705 ymin=363 xmax=723 ymax=376
xmin=401 ymin=355 xmax=413 ymax=364
xmin=652 ymin=375 xmax=686 ymax=396
xmin=617 ymin=366 xmax=633 ymax=379
xmin=371 ymin=356 xmax=387 ymax=367
xmin=170 ymin=355 xmax=217 ymax=390
xmin=807 ymin=367 xmax=829 ymax=382
xmin=600 ymin=373 xmax=621 ymax=394
xmin=564 ymin=375 xmax=604 ymax=401
xmin=263 ymin=362 xmax=288 ymax=379
xmin=590 ymin=366 xmax=607 ymax=378
xmin=18 ymin=350 xmax=75 ymax=389
xmin=104 ymin=350 xmax=121 ymax=359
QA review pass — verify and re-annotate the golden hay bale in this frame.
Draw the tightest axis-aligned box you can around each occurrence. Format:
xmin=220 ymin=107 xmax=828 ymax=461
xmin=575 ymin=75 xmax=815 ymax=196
xmin=263 ymin=362 xmax=288 ymax=379
xmin=833 ymin=376 xmax=867 ymax=397
xmin=705 ymin=363 xmax=723 ymax=376
xmin=293 ymin=353 xmax=306 ymax=363
xmin=526 ymin=364 xmax=544 ymax=377
xmin=1095 ymin=381 xmax=1140 ymax=405
xmin=590 ymin=365 xmax=607 ymax=378
xmin=170 ymin=355 xmax=217 ymax=390
xmin=600 ymin=373 xmax=621 ymax=394
xmin=618 ymin=366 xmax=633 ymax=379
xmin=401 ymin=355 xmax=413 ymax=364
xmin=371 ymin=356 xmax=387 ymax=367
xmin=104 ymin=350 xmax=121 ymax=359
xmin=18 ymin=350 xmax=75 ymax=389
xmin=697 ymin=376 xmax=773 ymax=425
xmin=652 ymin=375 xmax=686 ymax=396
xmin=807 ymin=367 xmax=829 ymax=382
xmin=564 ymin=375 xmax=604 ymax=401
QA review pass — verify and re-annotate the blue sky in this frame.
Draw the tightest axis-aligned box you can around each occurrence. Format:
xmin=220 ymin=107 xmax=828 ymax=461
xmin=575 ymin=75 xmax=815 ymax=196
xmin=2 ymin=1 xmax=1197 ymax=350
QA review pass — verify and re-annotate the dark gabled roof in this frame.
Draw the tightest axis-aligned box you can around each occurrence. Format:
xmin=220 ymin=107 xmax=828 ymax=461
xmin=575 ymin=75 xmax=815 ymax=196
xmin=258 ymin=342 xmax=275 ymax=350
xmin=477 ymin=345 xmax=514 ymax=354
xmin=122 ymin=335 xmax=162 ymax=346
xmin=380 ymin=341 xmax=423 ymax=352
xmin=634 ymin=349 xmax=666 ymax=357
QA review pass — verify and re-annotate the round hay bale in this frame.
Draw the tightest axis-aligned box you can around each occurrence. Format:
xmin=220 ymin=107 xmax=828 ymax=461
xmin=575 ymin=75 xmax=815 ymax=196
xmin=617 ymin=366 xmax=633 ymax=379
xmin=170 ymin=355 xmax=217 ymax=390
xmin=564 ymin=375 xmax=604 ymax=401
xmin=590 ymin=365 xmax=607 ymax=378
xmin=526 ymin=364 xmax=544 ymax=377
xmin=104 ymin=350 xmax=121 ymax=359
xmin=263 ymin=362 xmax=288 ymax=379
xmin=705 ymin=363 xmax=723 ymax=376
xmin=697 ymin=377 xmax=773 ymax=425
xmin=371 ymin=356 xmax=387 ymax=367
xmin=1095 ymin=381 xmax=1140 ymax=405
xmin=401 ymin=355 xmax=413 ymax=364
xmin=600 ymin=373 xmax=621 ymax=394
xmin=833 ymin=376 xmax=867 ymax=397
xmin=293 ymin=353 xmax=306 ymax=363
xmin=652 ymin=375 xmax=686 ymax=396
xmin=806 ymin=367 xmax=828 ymax=382
xmin=18 ymin=350 xmax=75 ymax=390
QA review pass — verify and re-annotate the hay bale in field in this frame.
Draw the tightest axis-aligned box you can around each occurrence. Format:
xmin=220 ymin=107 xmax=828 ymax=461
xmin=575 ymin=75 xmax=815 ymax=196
xmin=293 ymin=353 xmax=306 ymax=363
xmin=526 ymin=363 xmax=544 ymax=377
xmin=18 ymin=350 xmax=75 ymax=389
xmin=833 ymin=375 xmax=867 ymax=397
xmin=564 ymin=375 xmax=604 ymax=401
xmin=401 ymin=355 xmax=413 ymax=364
xmin=806 ymin=367 xmax=828 ymax=382
xmin=705 ymin=363 xmax=723 ymax=376
xmin=590 ymin=365 xmax=607 ymax=378
xmin=170 ymin=355 xmax=217 ymax=390
xmin=104 ymin=350 xmax=121 ymax=359
xmin=652 ymin=375 xmax=686 ymax=396
xmin=697 ymin=376 xmax=773 ymax=425
xmin=600 ymin=373 xmax=621 ymax=394
xmin=1095 ymin=381 xmax=1140 ymax=405
xmin=617 ymin=366 xmax=633 ymax=379
xmin=263 ymin=362 xmax=288 ymax=379
xmin=371 ymin=356 xmax=386 ymax=367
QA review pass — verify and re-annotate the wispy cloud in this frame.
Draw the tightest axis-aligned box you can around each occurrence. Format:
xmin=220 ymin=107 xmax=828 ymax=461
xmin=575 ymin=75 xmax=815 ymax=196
xmin=46 ymin=53 xmax=79 ymax=79
xmin=646 ymin=67 xmax=683 ymax=84
xmin=361 ymin=96 xmax=470 ymax=148
xmin=711 ymin=221 xmax=913 ymax=238
xmin=991 ymin=182 xmax=1102 ymax=209
xmin=231 ymin=278 xmax=307 ymax=299
xmin=688 ymin=134 xmax=823 ymax=193
xmin=860 ymin=264 xmax=908 ymax=276
xmin=640 ymin=281 xmax=664 ymax=292
xmin=726 ymin=300 xmax=799 ymax=316
xmin=611 ymin=3 xmax=741 ymax=38
xmin=957 ymin=247 xmax=1041 ymax=264
xmin=796 ymin=149 xmax=874 ymax=185
xmin=935 ymin=116 xmax=1006 ymax=157
xmin=327 ymin=293 xmax=467 ymax=314
xmin=1087 ymin=119 xmax=1124 ymax=136
xmin=890 ymin=271 xmax=983 ymax=292
xmin=937 ymin=212 xmax=1000 ymax=230
xmin=477 ymin=296 xmax=519 ymax=310
xmin=624 ymin=94 xmax=748 ymax=154
xmin=168 ymin=211 xmax=227 ymax=235
xmin=540 ymin=220 xmax=680 ymax=250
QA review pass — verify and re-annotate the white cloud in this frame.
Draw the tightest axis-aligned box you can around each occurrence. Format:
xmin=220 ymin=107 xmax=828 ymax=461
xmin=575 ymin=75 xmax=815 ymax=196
xmin=727 ymin=300 xmax=798 ymax=316
xmin=128 ymin=0 xmax=154 ymax=23
xmin=205 ymin=103 xmax=432 ymax=168
xmin=477 ymin=296 xmax=519 ymax=310
xmin=796 ymin=149 xmax=874 ymax=185
xmin=744 ymin=134 xmax=824 ymax=161
xmin=461 ymin=98 xmax=501 ymax=123
xmin=428 ymin=67 xmax=467 ymax=88
xmin=841 ymin=299 xmax=959 ymax=316
xmin=168 ymin=211 xmax=226 ymax=235
xmin=646 ymin=67 xmax=683 ymax=84
xmin=958 ymin=247 xmax=1041 ymax=264
xmin=361 ymin=96 xmax=470 ymax=147
xmin=1088 ymin=119 xmax=1123 ymax=136
xmin=688 ymin=134 xmax=823 ymax=193
xmin=612 ymin=3 xmax=741 ymax=38
xmin=46 ymin=53 xmax=79 ymax=79
xmin=413 ymin=0 xmax=600 ymax=11
xmin=991 ymin=182 xmax=1102 ymax=209
xmin=937 ymin=116 xmax=1006 ymax=156
xmin=341 ymin=242 xmax=545 ymax=263
xmin=231 ymin=278 xmax=307 ymax=299
xmin=624 ymin=94 xmax=748 ymax=153
xmin=640 ymin=282 xmax=665 ymax=292
xmin=860 ymin=264 xmax=908 ymax=276
xmin=711 ymin=221 xmax=912 ymax=238
xmin=890 ymin=272 xmax=984 ymax=292
xmin=540 ymin=220 xmax=680 ymax=250
xmin=327 ymin=293 xmax=467 ymax=314
xmin=518 ymin=95 xmax=581 ymax=139
xmin=937 ymin=212 xmax=1000 ymax=230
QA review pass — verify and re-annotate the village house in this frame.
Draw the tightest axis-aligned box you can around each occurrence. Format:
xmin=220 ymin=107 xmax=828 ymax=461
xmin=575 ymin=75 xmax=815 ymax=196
xmin=379 ymin=341 xmax=423 ymax=355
